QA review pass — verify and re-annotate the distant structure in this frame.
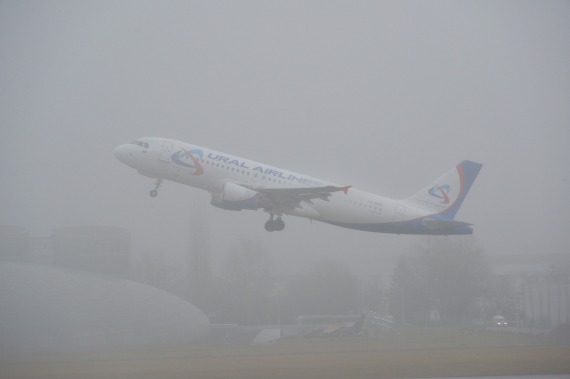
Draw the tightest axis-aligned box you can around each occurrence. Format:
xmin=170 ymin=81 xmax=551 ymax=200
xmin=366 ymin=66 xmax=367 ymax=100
xmin=0 ymin=225 xmax=212 ymax=355
xmin=0 ymin=262 xmax=210 ymax=354
xmin=187 ymin=201 xmax=212 ymax=311
xmin=0 ymin=225 xmax=29 ymax=262
xmin=516 ymin=273 xmax=570 ymax=329
xmin=493 ymin=253 xmax=570 ymax=330
xmin=52 ymin=225 xmax=130 ymax=278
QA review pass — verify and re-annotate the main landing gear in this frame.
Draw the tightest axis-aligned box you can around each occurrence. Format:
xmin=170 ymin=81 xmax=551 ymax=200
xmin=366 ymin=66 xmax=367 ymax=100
xmin=265 ymin=215 xmax=285 ymax=232
xmin=149 ymin=178 xmax=162 ymax=198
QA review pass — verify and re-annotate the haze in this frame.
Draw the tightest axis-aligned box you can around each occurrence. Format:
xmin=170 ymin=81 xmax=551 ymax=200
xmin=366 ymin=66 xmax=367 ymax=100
xmin=0 ymin=0 xmax=570 ymax=376
xmin=1 ymin=1 xmax=569 ymax=281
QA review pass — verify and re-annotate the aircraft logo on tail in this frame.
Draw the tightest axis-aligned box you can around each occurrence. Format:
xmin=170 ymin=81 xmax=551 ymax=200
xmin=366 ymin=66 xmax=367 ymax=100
xmin=428 ymin=184 xmax=450 ymax=204
xmin=171 ymin=148 xmax=204 ymax=175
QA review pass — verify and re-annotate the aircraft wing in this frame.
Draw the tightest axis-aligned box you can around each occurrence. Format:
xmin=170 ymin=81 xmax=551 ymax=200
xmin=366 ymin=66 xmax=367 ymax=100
xmin=240 ymin=184 xmax=351 ymax=209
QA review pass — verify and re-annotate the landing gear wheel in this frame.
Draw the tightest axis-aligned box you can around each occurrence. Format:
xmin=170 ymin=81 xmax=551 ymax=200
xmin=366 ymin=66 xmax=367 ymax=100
xmin=265 ymin=216 xmax=285 ymax=232
xmin=149 ymin=178 xmax=162 ymax=198
xmin=273 ymin=218 xmax=285 ymax=231
xmin=265 ymin=220 xmax=275 ymax=232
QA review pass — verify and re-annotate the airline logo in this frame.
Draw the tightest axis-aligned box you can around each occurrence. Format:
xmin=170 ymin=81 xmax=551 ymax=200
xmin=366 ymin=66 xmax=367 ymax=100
xmin=428 ymin=184 xmax=450 ymax=204
xmin=207 ymin=152 xmax=321 ymax=186
xmin=171 ymin=148 xmax=204 ymax=175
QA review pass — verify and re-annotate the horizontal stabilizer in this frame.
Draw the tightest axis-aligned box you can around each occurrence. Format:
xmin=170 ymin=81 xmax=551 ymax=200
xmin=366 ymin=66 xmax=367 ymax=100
xmin=422 ymin=217 xmax=472 ymax=230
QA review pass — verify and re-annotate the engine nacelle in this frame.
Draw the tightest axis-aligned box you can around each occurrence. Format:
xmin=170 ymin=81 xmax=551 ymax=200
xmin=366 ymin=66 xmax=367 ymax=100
xmin=210 ymin=182 xmax=259 ymax=211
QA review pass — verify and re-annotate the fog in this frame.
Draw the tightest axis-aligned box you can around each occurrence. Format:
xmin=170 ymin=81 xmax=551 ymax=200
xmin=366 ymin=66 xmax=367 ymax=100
xmin=1 ymin=1 xmax=569 ymax=377
xmin=2 ymin=0 xmax=569 ymax=277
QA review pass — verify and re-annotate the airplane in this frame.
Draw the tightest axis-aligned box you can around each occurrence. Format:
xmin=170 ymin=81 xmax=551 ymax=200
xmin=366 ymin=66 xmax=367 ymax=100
xmin=114 ymin=137 xmax=482 ymax=235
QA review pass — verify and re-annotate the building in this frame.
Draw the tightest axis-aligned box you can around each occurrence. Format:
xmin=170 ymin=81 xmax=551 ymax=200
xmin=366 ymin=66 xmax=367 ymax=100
xmin=0 ymin=262 xmax=210 ymax=355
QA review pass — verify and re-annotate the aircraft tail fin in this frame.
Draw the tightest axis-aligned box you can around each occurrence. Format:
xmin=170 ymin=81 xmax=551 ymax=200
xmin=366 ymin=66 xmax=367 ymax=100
xmin=405 ymin=160 xmax=482 ymax=220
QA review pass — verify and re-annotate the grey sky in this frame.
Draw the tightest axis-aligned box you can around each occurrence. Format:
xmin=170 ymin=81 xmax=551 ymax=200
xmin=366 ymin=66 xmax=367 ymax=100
xmin=1 ymin=1 xmax=569 ymax=280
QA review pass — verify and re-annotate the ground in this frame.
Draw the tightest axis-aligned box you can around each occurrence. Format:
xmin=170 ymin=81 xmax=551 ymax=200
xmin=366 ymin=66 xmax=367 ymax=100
xmin=2 ymin=329 xmax=569 ymax=379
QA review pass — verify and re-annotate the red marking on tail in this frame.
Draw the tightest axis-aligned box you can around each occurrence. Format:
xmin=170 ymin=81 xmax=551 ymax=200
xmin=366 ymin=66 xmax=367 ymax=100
xmin=342 ymin=185 xmax=351 ymax=194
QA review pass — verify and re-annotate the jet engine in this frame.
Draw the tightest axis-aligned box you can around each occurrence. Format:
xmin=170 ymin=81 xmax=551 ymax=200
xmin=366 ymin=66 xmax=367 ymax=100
xmin=210 ymin=182 xmax=259 ymax=211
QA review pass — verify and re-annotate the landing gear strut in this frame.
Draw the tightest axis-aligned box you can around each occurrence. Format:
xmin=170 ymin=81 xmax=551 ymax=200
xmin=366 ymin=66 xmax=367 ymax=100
xmin=265 ymin=215 xmax=285 ymax=232
xmin=150 ymin=178 xmax=162 ymax=198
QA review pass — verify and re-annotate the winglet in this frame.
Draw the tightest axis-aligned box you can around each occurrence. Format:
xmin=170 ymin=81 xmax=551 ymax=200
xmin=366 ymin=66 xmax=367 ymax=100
xmin=341 ymin=185 xmax=351 ymax=194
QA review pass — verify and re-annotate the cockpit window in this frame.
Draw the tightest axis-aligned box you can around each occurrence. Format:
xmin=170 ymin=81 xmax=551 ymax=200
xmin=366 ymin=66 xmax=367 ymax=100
xmin=130 ymin=140 xmax=147 ymax=148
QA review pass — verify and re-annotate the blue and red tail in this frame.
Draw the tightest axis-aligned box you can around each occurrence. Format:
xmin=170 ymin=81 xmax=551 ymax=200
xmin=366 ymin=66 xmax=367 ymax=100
xmin=405 ymin=160 xmax=483 ymax=220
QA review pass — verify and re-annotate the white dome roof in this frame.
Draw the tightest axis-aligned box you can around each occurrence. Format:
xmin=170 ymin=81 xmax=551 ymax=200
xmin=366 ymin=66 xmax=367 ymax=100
xmin=0 ymin=263 xmax=209 ymax=354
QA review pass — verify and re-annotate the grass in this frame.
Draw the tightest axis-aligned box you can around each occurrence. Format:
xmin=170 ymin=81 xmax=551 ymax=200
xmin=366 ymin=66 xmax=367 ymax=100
xmin=141 ymin=327 xmax=549 ymax=358
xmin=1 ymin=328 xmax=568 ymax=379
xmin=3 ymin=327 xmax=549 ymax=361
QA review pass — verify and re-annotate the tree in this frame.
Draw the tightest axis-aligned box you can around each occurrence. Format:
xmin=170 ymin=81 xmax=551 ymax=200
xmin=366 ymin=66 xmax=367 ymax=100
xmin=389 ymin=252 xmax=429 ymax=325
xmin=287 ymin=259 xmax=362 ymax=316
xmin=390 ymin=237 xmax=492 ymax=325
xmin=218 ymin=239 xmax=275 ymax=324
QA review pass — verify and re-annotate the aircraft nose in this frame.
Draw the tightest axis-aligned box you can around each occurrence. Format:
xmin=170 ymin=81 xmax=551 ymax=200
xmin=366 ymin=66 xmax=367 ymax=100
xmin=113 ymin=144 xmax=130 ymax=164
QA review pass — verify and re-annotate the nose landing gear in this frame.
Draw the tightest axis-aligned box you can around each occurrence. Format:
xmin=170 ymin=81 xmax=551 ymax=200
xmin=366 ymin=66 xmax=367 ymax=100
xmin=265 ymin=215 xmax=285 ymax=232
xmin=150 ymin=178 xmax=162 ymax=197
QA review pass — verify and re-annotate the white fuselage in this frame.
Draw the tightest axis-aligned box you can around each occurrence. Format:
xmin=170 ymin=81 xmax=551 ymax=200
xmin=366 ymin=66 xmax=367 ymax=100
xmin=114 ymin=137 xmax=478 ymax=235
